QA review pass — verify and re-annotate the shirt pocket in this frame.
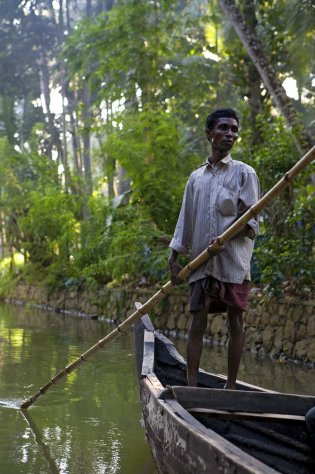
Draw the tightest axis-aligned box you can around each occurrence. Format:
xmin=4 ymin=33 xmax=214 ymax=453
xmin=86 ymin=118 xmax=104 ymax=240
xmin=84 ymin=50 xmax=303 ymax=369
xmin=216 ymin=185 xmax=239 ymax=216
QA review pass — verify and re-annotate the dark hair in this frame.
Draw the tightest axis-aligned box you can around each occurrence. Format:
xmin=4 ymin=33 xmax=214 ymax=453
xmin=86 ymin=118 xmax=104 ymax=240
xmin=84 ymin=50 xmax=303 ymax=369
xmin=205 ymin=108 xmax=239 ymax=130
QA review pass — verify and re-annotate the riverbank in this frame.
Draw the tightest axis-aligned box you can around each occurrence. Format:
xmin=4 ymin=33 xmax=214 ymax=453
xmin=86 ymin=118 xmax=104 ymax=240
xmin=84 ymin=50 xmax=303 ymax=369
xmin=4 ymin=281 xmax=315 ymax=365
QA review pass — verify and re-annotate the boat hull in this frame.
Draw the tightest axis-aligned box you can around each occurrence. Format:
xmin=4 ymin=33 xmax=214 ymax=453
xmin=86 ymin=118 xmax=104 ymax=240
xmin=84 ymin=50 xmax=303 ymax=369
xmin=140 ymin=376 xmax=278 ymax=474
xmin=134 ymin=310 xmax=315 ymax=474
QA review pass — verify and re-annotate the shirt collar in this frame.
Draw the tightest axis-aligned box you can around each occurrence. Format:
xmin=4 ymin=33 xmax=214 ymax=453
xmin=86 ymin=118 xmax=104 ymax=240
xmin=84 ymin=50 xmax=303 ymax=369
xmin=207 ymin=154 xmax=232 ymax=167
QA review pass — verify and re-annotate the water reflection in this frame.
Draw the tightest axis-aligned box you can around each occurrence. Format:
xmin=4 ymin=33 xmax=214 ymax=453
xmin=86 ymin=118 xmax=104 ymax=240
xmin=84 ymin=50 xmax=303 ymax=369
xmin=1 ymin=301 xmax=314 ymax=474
xmin=21 ymin=410 xmax=60 ymax=474
xmin=0 ymin=303 xmax=156 ymax=474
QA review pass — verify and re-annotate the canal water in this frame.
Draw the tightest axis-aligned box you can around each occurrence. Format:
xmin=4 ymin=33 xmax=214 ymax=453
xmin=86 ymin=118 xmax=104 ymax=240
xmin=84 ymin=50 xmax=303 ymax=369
xmin=0 ymin=302 xmax=315 ymax=473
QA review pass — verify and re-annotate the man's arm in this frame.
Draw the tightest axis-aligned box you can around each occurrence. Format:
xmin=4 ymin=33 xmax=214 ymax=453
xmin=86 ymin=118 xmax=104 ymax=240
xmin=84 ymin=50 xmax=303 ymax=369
xmin=168 ymin=249 xmax=184 ymax=285
xmin=238 ymin=169 xmax=260 ymax=239
xmin=168 ymin=176 xmax=194 ymax=285
xmin=169 ymin=175 xmax=194 ymax=255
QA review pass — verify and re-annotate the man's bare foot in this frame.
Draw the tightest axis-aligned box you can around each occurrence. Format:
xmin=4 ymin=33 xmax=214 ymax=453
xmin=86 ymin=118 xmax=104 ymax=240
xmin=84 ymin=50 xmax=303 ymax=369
xmin=223 ymin=381 xmax=236 ymax=390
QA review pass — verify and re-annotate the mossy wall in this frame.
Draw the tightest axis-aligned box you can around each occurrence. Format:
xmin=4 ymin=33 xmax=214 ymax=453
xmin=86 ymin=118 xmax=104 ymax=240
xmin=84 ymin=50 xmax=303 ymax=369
xmin=5 ymin=283 xmax=315 ymax=365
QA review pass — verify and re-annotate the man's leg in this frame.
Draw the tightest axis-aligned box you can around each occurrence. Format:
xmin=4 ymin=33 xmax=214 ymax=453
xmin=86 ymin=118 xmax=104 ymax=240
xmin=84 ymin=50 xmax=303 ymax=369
xmin=224 ymin=308 xmax=245 ymax=389
xmin=186 ymin=310 xmax=208 ymax=386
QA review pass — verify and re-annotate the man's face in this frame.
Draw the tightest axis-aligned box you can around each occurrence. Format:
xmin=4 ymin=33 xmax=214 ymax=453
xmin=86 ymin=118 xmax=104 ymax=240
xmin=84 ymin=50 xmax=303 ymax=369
xmin=206 ymin=117 xmax=239 ymax=152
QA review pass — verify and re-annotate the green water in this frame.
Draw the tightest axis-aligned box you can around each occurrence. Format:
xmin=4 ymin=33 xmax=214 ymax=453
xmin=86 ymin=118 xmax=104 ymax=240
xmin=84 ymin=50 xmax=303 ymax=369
xmin=1 ymin=303 xmax=315 ymax=474
xmin=0 ymin=303 xmax=156 ymax=474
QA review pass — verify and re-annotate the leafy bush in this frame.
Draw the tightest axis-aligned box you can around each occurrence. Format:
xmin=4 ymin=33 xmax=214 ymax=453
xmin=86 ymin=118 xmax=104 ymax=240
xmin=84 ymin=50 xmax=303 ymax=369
xmin=102 ymin=205 xmax=170 ymax=285
xmin=247 ymin=114 xmax=315 ymax=295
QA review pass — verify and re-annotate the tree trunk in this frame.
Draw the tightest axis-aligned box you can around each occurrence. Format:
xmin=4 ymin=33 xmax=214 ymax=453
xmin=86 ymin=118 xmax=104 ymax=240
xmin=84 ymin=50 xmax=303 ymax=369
xmin=65 ymin=0 xmax=71 ymax=31
xmin=217 ymin=0 xmax=311 ymax=152
xmin=39 ymin=46 xmax=55 ymax=159
xmin=59 ymin=0 xmax=71 ymax=190
xmin=80 ymin=0 xmax=94 ymax=218
xmin=64 ymin=0 xmax=82 ymax=177
xmin=2 ymin=95 xmax=16 ymax=145
xmin=69 ymin=105 xmax=82 ymax=176
xmin=82 ymin=85 xmax=93 ymax=198
xmin=0 ymin=187 xmax=5 ymax=258
xmin=117 ymin=166 xmax=131 ymax=196
xmin=242 ymin=0 xmax=263 ymax=146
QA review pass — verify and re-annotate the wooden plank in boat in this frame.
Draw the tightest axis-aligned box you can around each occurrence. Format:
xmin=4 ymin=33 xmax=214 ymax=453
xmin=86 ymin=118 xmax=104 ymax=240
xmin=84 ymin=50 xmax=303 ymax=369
xmin=187 ymin=407 xmax=305 ymax=421
xmin=159 ymin=397 xmax=279 ymax=474
xmin=141 ymin=329 xmax=155 ymax=376
xmin=215 ymin=374 xmax=277 ymax=393
xmin=159 ymin=387 xmax=315 ymax=416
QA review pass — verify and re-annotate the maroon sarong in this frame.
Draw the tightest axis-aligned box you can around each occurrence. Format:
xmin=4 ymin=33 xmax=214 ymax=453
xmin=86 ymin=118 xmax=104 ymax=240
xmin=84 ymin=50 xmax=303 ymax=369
xmin=190 ymin=276 xmax=250 ymax=313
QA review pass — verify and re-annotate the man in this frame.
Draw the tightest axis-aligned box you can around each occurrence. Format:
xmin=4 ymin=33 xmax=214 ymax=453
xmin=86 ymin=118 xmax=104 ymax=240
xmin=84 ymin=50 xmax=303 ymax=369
xmin=168 ymin=108 xmax=260 ymax=389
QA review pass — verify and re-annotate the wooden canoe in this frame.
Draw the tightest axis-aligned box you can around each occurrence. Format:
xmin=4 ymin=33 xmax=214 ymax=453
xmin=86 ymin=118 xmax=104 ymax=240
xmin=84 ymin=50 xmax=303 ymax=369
xmin=133 ymin=307 xmax=315 ymax=474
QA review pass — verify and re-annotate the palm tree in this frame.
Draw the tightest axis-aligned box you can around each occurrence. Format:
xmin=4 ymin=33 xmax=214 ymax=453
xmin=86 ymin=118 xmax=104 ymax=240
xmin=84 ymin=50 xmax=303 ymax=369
xmin=217 ymin=0 xmax=311 ymax=153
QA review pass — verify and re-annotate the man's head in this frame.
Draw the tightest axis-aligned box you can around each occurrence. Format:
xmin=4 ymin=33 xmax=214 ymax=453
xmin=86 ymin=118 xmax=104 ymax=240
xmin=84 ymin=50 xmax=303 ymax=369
xmin=205 ymin=108 xmax=239 ymax=131
xmin=205 ymin=108 xmax=239 ymax=153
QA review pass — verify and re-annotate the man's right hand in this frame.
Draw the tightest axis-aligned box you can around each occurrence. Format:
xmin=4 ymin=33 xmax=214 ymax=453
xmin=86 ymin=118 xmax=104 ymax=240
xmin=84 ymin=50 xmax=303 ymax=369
xmin=168 ymin=251 xmax=184 ymax=285
xmin=208 ymin=237 xmax=224 ymax=255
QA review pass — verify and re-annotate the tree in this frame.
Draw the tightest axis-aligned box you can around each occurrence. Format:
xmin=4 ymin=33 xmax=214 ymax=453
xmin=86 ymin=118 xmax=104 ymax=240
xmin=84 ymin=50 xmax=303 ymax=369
xmin=217 ymin=0 xmax=312 ymax=152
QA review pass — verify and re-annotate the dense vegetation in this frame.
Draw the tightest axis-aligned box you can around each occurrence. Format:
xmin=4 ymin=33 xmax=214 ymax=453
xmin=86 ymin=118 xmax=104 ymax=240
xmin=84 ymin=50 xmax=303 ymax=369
xmin=0 ymin=0 xmax=314 ymax=296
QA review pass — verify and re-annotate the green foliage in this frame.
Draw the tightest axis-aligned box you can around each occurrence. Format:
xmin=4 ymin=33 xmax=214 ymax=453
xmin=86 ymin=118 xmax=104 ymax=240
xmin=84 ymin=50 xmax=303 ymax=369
xmin=0 ymin=255 xmax=22 ymax=298
xmin=0 ymin=1 xmax=314 ymax=297
xmin=69 ymin=199 xmax=171 ymax=287
xmin=0 ymin=139 xmax=80 ymax=286
xmin=243 ymin=114 xmax=315 ymax=295
xmin=103 ymin=105 xmax=191 ymax=233
xmin=19 ymin=190 xmax=79 ymax=264
xmin=251 ymin=113 xmax=299 ymax=190
xmin=102 ymin=205 xmax=170 ymax=284
xmin=71 ymin=195 xmax=111 ymax=286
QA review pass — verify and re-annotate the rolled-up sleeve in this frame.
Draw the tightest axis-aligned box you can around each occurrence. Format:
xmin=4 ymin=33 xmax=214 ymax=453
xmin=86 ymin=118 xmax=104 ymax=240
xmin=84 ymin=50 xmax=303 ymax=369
xmin=239 ymin=169 xmax=260 ymax=239
xmin=170 ymin=176 xmax=194 ymax=255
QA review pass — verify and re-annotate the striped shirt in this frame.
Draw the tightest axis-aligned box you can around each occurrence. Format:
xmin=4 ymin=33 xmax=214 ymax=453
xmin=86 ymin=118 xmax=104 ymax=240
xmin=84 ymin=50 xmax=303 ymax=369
xmin=170 ymin=154 xmax=260 ymax=284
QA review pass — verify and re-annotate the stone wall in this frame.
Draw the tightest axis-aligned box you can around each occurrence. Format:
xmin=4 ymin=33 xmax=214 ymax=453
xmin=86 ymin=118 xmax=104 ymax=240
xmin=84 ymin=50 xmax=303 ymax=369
xmin=4 ymin=282 xmax=315 ymax=365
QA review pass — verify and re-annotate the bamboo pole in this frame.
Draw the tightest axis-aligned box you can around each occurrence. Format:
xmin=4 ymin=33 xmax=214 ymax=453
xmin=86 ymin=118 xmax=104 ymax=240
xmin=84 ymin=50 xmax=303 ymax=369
xmin=20 ymin=146 xmax=315 ymax=409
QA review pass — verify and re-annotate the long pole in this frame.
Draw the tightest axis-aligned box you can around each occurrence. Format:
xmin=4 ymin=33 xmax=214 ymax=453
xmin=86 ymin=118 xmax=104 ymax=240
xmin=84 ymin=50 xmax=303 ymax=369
xmin=20 ymin=146 xmax=315 ymax=409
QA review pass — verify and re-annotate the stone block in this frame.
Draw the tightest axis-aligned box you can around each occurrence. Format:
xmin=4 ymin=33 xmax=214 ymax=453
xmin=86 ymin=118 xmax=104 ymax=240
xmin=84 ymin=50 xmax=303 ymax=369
xmin=294 ymin=340 xmax=308 ymax=359
xmin=153 ymin=313 xmax=165 ymax=329
xmin=307 ymin=338 xmax=315 ymax=362
xmin=262 ymin=326 xmax=274 ymax=351
xmin=166 ymin=312 xmax=178 ymax=330
xmin=210 ymin=315 xmax=226 ymax=336
xmin=177 ymin=313 xmax=189 ymax=331
xmin=245 ymin=326 xmax=256 ymax=345
xmin=307 ymin=316 xmax=315 ymax=337
xmin=282 ymin=341 xmax=293 ymax=356
xmin=278 ymin=305 xmax=287 ymax=316
xmin=284 ymin=320 xmax=295 ymax=342
xmin=297 ymin=324 xmax=306 ymax=340
xmin=270 ymin=314 xmax=283 ymax=326
xmin=274 ymin=327 xmax=284 ymax=350
xmin=260 ymin=312 xmax=270 ymax=326
xmin=245 ymin=310 xmax=255 ymax=325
